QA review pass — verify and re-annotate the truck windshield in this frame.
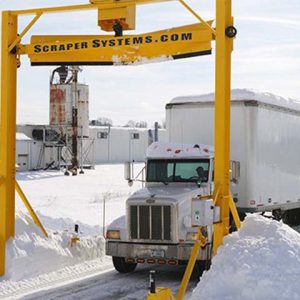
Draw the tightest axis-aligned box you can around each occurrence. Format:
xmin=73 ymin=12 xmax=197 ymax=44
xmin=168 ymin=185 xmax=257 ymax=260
xmin=147 ymin=159 xmax=210 ymax=183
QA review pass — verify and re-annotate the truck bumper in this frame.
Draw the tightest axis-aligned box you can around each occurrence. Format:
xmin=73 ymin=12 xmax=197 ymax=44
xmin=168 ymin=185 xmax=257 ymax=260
xmin=106 ymin=241 xmax=211 ymax=261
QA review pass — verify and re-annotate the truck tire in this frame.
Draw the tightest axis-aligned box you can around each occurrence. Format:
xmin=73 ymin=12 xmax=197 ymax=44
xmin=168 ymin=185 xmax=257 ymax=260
xmin=112 ymin=257 xmax=137 ymax=273
xmin=283 ymin=208 xmax=300 ymax=226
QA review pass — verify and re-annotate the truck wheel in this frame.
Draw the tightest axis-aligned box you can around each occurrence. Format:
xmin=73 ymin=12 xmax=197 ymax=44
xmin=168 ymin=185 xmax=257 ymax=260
xmin=272 ymin=209 xmax=283 ymax=221
xmin=283 ymin=208 xmax=300 ymax=226
xmin=112 ymin=257 xmax=137 ymax=273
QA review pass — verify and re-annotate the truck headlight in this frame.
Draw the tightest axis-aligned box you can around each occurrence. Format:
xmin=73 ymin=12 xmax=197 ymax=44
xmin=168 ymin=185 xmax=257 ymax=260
xmin=186 ymin=232 xmax=198 ymax=241
xmin=106 ymin=230 xmax=120 ymax=239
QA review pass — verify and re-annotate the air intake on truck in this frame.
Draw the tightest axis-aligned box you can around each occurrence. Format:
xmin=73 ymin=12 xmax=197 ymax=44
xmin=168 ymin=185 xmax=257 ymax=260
xmin=130 ymin=205 xmax=171 ymax=241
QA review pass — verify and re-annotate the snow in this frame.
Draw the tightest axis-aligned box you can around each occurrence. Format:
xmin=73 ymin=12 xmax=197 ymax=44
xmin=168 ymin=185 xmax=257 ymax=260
xmin=129 ymin=55 xmax=173 ymax=65
xmin=171 ymin=88 xmax=300 ymax=112
xmin=112 ymin=55 xmax=173 ymax=66
xmin=0 ymin=210 xmax=106 ymax=298
xmin=146 ymin=142 xmax=214 ymax=158
xmin=15 ymin=164 xmax=142 ymax=227
xmin=190 ymin=214 xmax=300 ymax=300
xmin=16 ymin=133 xmax=32 ymax=141
xmin=0 ymin=164 xmax=143 ymax=298
xmin=5 ymin=211 xmax=105 ymax=281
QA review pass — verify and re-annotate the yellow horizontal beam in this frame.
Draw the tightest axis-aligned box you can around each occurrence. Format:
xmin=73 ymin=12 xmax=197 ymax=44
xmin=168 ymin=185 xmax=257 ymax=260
xmin=10 ymin=0 xmax=174 ymax=16
xmin=24 ymin=23 xmax=212 ymax=65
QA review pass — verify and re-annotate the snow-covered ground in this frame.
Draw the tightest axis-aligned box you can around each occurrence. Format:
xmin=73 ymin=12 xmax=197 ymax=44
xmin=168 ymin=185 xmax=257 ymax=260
xmin=15 ymin=164 xmax=143 ymax=229
xmin=0 ymin=164 xmax=299 ymax=299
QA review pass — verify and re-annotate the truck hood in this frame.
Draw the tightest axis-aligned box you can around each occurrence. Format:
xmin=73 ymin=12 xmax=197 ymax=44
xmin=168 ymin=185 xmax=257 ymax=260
xmin=128 ymin=184 xmax=203 ymax=204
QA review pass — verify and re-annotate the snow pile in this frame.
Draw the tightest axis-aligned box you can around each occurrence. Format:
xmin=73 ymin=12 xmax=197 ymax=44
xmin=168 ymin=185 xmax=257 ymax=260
xmin=2 ymin=210 xmax=105 ymax=283
xmin=171 ymin=88 xmax=300 ymax=112
xmin=16 ymin=132 xmax=32 ymax=141
xmin=191 ymin=214 xmax=300 ymax=300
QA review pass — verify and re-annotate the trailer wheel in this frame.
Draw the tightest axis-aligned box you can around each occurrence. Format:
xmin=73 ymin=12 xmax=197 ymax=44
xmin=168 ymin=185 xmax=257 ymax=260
xmin=112 ymin=257 xmax=137 ymax=273
xmin=283 ymin=208 xmax=300 ymax=226
xmin=272 ymin=209 xmax=283 ymax=221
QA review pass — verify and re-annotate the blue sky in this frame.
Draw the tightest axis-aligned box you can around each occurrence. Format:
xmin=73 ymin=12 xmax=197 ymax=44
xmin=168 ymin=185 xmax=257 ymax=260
xmin=0 ymin=0 xmax=299 ymax=126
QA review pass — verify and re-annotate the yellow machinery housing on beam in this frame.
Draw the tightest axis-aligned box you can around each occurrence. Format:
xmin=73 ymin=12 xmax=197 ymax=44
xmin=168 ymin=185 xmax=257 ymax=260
xmin=23 ymin=22 xmax=213 ymax=65
xmin=97 ymin=5 xmax=136 ymax=32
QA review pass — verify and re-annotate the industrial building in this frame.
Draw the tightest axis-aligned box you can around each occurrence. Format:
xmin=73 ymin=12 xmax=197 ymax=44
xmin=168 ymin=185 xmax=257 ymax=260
xmin=16 ymin=125 xmax=166 ymax=171
xmin=15 ymin=66 xmax=166 ymax=172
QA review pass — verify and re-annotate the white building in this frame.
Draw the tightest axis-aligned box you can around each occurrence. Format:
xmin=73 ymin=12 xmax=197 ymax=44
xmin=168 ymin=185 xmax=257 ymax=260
xmin=16 ymin=133 xmax=43 ymax=171
xmin=16 ymin=125 xmax=167 ymax=170
xmin=89 ymin=126 xmax=166 ymax=163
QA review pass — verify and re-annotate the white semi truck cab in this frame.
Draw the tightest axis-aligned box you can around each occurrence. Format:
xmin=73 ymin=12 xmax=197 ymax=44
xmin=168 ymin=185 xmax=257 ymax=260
xmin=106 ymin=142 xmax=224 ymax=273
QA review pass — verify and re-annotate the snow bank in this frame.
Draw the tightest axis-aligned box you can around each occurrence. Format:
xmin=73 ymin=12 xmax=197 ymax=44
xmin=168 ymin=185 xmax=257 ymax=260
xmin=190 ymin=214 xmax=300 ymax=300
xmin=2 ymin=210 xmax=105 ymax=283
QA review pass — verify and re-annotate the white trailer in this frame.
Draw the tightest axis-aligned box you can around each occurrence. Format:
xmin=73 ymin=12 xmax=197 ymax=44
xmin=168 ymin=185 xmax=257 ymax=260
xmin=166 ymin=89 xmax=300 ymax=215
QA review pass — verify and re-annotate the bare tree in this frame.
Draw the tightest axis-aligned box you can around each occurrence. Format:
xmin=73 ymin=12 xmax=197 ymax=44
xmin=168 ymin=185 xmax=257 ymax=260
xmin=90 ymin=117 xmax=113 ymax=126
xmin=135 ymin=121 xmax=148 ymax=128
xmin=124 ymin=120 xmax=136 ymax=128
xmin=124 ymin=120 xmax=148 ymax=128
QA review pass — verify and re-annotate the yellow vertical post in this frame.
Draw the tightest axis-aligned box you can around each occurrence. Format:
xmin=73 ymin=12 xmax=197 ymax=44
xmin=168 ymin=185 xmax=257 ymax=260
xmin=0 ymin=11 xmax=18 ymax=276
xmin=213 ymin=0 xmax=234 ymax=254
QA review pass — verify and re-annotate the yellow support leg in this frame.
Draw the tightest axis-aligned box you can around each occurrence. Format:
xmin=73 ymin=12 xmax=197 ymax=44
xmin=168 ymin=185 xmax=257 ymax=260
xmin=145 ymin=228 xmax=207 ymax=300
xmin=15 ymin=181 xmax=48 ymax=238
xmin=0 ymin=11 xmax=18 ymax=277
xmin=213 ymin=0 xmax=234 ymax=248
xmin=212 ymin=222 xmax=224 ymax=256
xmin=147 ymin=288 xmax=175 ymax=300
xmin=213 ymin=195 xmax=241 ymax=256
xmin=176 ymin=228 xmax=207 ymax=300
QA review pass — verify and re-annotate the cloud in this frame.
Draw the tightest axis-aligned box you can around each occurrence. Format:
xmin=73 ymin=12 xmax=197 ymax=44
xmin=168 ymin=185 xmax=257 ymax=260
xmin=236 ymin=15 xmax=300 ymax=30
xmin=0 ymin=0 xmax=299 ymax=126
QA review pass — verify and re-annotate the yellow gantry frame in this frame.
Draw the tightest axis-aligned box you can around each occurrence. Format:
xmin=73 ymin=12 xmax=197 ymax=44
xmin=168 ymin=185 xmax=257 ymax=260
xmin=148 ymin=0 xmax=240 ymax=299
xmin=0 ymin=0 xmax=240 ymax=289
xmin=0 ymin=0 xmax=210 ymax=277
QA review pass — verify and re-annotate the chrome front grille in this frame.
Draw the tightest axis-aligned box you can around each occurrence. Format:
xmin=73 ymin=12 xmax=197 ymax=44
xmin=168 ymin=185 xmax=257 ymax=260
xmin=130 ymin=205 xmax=171 ymax=241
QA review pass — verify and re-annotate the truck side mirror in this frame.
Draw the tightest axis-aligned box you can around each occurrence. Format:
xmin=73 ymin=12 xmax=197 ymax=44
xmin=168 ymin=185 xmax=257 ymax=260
xmin=124 ymin=161 xmax=133 ymax=186
xmin=230 ymin=160 xmax=240 ymax=183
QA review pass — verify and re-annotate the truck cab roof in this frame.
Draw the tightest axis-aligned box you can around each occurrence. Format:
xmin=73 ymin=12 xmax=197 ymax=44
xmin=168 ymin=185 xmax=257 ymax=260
xmin=146 ymin=142 xmax=214 ymax=159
